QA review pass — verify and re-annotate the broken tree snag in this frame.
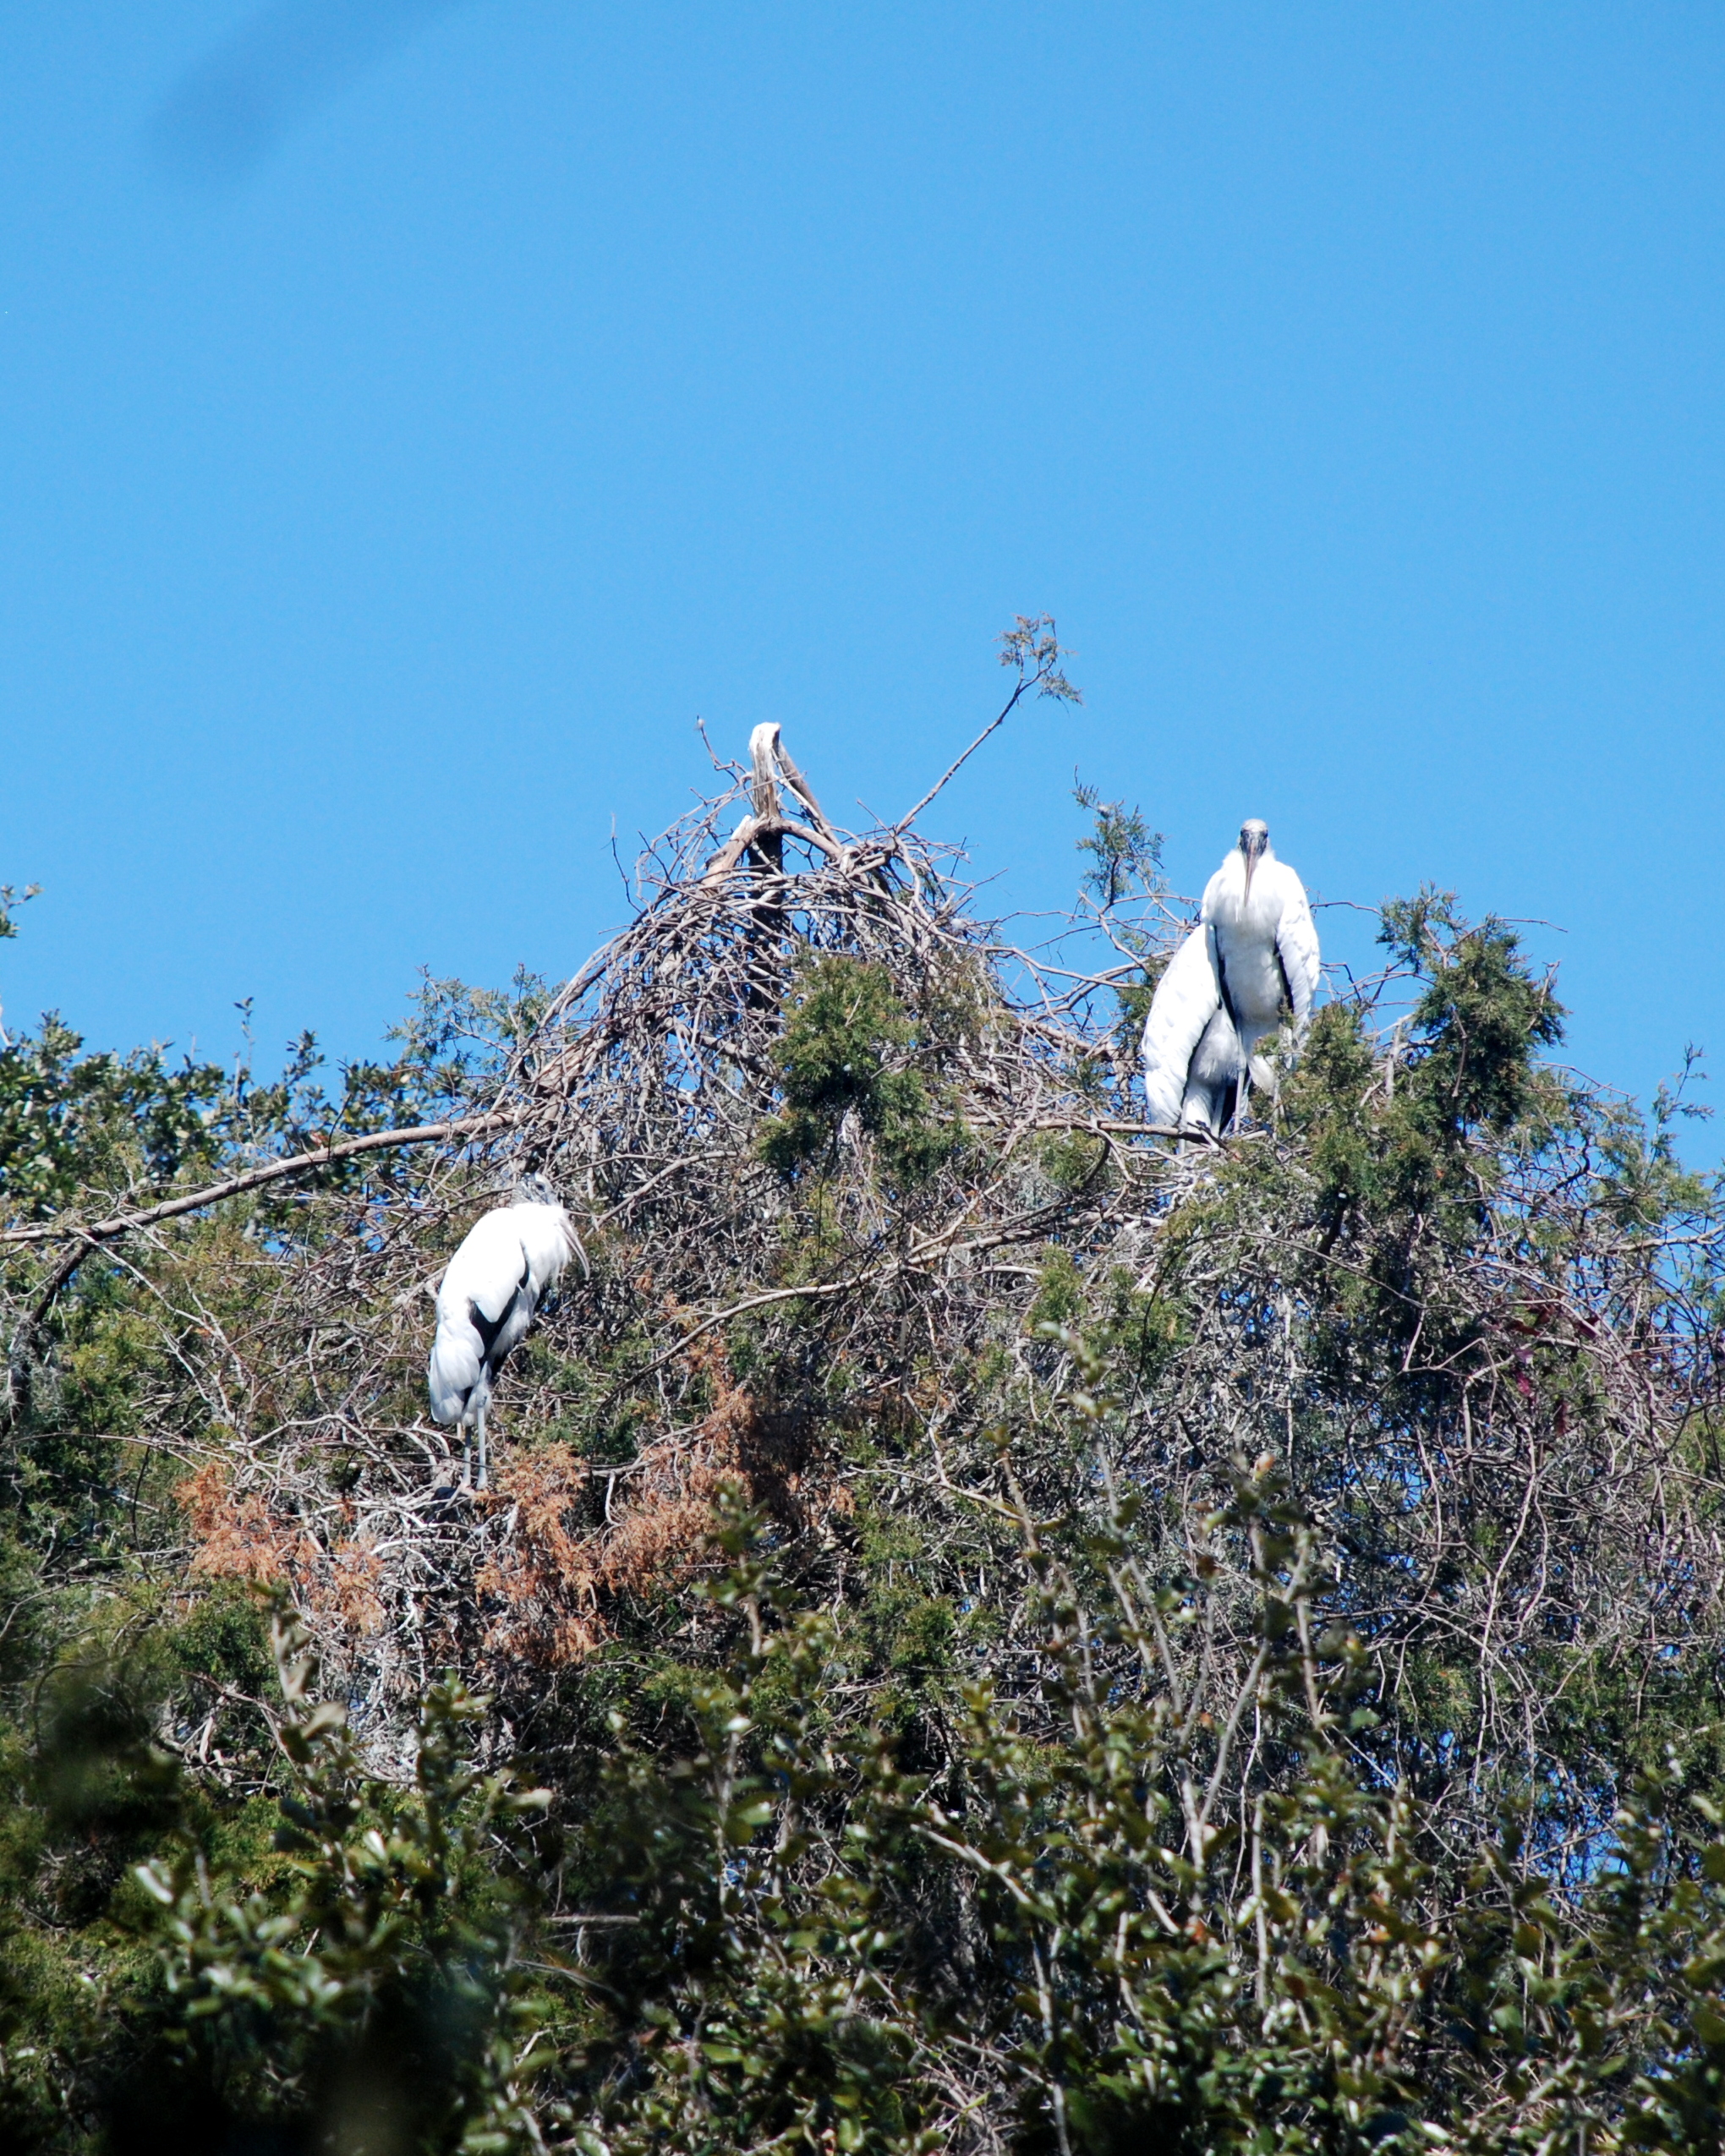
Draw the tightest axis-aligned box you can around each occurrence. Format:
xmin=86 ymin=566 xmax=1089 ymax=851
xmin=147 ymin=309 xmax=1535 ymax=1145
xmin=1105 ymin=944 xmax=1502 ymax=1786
xmin=701 ymin=727 xmax=837 ymax=1010
xmin=748 ymin=724 xmax=786 ymax=876
xmin=702 ymin=725 xmax=847 ymax=884
xmin=743 ymin=723 xmax=788 ymax=1008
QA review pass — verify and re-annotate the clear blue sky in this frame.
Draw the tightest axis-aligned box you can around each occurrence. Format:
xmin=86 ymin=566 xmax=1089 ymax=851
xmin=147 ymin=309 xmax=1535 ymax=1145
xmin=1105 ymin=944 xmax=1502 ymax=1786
xmin=3 ymin=3 xmax=1722 ymax=1131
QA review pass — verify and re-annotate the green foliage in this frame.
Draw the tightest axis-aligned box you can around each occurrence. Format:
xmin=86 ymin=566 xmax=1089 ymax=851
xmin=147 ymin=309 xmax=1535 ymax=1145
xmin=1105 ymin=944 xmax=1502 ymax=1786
xmin=1378 ymin=889 xmax=1565 ymax=1141
xmin=387 ymin=966 xmax=559 ymax=1097
xmin=1036 ymin=1130 xmax=1112 ymax=1197
xmin=0 ymin=1015 xmax=232 ymax=1220
xmin=129 ymin=1610 xmax=554 ymax=2156
xmin=998 ymin=615 xmax=1083 ymax=709
xmin=0 ymin=1604 xmax=555 ymax=2155
xmin=1284 ymin=892 xmax=1571 ymax=1332
xmin=563 ymin=1447 xmax=1725 ymax=2156
xmin=1070 ymin=778 xmax=1167 ymax=1052
xmin=0 ymin=882 xmax=41 ymax=946
xmin=758 ymin=956 xmax=965 ymax=1189
xmin=1072 ymin=780 xmax=1164 ymax=912
xmin=0 ymin=962 xmax=543 ymax=1230
xmin=12 ymin=1447 xmax=1725 ymax=2152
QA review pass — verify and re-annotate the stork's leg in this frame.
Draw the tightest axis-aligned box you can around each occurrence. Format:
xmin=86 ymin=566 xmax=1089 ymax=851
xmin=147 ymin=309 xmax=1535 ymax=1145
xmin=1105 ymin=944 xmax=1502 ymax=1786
xmin=475 ymin=1402 xmax=489 ymax=1492
xmin=463 ymin=1421 xmax=474 ymax=1490
xmin=1184 ymin=1070 xmax=1226 ymax=1135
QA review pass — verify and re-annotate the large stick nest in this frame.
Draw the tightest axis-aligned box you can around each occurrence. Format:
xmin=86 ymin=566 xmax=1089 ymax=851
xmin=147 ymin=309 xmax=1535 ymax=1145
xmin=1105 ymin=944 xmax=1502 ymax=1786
xmin=153 ymin=725 xmax=1182 ymax=1741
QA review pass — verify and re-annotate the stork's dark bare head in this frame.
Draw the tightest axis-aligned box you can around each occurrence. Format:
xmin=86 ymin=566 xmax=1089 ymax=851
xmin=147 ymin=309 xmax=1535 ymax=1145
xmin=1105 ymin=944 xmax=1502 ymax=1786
xmin=1239 ymin=818 xmax=1270 ymax=902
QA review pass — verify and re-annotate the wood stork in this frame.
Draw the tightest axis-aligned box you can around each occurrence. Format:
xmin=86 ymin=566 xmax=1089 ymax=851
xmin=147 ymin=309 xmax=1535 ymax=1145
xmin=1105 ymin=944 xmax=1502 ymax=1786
xmin=426 ymin=1176 xmax=583 ymax=1491
xmin=1142 ymin=820 xmax=1321 ymax=1135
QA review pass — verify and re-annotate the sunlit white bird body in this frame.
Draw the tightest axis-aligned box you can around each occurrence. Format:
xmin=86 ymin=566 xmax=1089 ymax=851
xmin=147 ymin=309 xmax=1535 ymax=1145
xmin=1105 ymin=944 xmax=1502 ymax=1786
xmin=1141 ymin=922 xmax=1236 ymax=1130
xmin=427 ymin=1189 xmax=581 ymax=1490
xmin=1142 ymin=821 xmax=1321 ymax=1134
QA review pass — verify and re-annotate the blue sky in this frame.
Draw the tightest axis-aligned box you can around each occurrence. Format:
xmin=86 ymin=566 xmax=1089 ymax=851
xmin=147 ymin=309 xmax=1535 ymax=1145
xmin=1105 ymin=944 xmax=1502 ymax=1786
xmin=3 ymin=3 xmax=1722 ymax=1133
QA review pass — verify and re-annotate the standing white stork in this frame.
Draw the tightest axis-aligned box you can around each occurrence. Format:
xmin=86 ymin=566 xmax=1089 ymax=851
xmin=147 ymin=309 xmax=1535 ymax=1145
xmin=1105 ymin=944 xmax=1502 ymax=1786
xmin=426 ymin=1175 xmax=583 ymax=1491
xmin=1142 ymin=819 xmax=1321 ymax=1135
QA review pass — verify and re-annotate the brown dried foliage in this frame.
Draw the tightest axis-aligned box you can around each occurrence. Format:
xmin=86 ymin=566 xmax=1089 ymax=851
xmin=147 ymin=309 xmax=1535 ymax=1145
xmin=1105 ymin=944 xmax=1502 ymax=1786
xmin=475 ymin=1342 xmax=830 ymax=1665
xmin=178 ymin=1460 xmax=305 ymax=1588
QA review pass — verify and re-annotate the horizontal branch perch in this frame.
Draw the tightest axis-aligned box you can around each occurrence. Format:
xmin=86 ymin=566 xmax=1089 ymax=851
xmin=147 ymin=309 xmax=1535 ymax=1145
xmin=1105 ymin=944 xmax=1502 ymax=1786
xmin=1 ymin=1109 xmax=520 ymax=1253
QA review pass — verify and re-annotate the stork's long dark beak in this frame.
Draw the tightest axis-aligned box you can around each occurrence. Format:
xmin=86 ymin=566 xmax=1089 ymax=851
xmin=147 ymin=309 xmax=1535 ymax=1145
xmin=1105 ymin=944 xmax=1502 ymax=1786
xmin=1240 ymin=826 xmax=1268 ymax=906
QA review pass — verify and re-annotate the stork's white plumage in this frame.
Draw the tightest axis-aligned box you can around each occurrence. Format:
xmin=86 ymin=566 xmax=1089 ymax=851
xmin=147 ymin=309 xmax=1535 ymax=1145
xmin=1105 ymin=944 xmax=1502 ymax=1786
xmin=1142 ymin=820 xmax=1320 ymax=1134
xmin=1142 ymin=922 xmax=1232 ymax=1129
xmin=427 ymin=1185 xmax=581 ymax=1490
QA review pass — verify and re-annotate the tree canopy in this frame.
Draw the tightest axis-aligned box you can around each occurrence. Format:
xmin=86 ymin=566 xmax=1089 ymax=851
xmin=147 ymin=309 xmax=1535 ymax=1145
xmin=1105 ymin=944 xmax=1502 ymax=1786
xmin=3 ymin=692 xmax=1724 ymax=2155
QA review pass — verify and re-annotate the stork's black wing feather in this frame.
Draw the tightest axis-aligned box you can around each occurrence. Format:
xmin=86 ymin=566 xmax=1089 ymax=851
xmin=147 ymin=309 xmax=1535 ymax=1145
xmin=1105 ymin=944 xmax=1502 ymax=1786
xmin=1217 ymin=952 xmax=1240 ymax=1030
xmin=467 ymin=1251 xmax=532 ymax=1366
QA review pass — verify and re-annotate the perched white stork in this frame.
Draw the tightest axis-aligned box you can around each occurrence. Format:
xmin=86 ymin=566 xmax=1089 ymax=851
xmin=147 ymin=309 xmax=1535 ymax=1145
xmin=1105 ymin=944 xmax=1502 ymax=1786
xmin=426 ymin=1176 xmax=583 ymax=1491
xmin=1142 ymin=819 xmax=1321 ymax=1135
